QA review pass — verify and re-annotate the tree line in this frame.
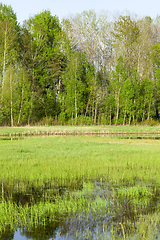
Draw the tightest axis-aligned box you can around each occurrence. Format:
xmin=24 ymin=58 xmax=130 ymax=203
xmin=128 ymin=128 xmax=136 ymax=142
xmin=0 ymin=3 xmax=160 ymax=126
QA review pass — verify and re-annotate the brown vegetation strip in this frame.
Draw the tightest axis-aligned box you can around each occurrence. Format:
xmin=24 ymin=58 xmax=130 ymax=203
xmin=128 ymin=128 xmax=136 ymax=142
xmin=1 ymin=131 xmax=160 ymax=137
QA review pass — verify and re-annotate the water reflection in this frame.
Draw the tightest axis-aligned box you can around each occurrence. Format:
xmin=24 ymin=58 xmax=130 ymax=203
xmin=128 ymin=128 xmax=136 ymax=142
xmin=1 ymin=132 xmax=160 ymax=141
xmin=1 ymin=181 xmax=160 ymax=240
xmin=14 ymin=229 xmax=32 ymax=240
xmin=0 ymin=133 xmax=160 ymax=141
xmin=1 ymin=227 xmax=69 ymax=240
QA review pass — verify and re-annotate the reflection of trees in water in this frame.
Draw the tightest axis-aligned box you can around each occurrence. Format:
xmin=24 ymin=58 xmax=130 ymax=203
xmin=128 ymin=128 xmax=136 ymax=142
xmin=1 ymin=182 xmax=160 ymax=240
xmin=0 ymin=221 xmax=61 ymax=240
xmin=19 ymin=220 xmax=61 ymax=240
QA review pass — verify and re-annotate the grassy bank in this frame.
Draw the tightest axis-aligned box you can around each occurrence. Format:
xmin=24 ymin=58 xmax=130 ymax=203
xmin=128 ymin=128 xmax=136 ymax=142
xmin=0 ymin=134 xmax=160 ymax=239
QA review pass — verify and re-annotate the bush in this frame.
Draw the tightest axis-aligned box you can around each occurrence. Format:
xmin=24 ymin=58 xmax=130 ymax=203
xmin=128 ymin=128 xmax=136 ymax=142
xmin=100 ymin=114 xmax=108 ymax=125
xmin=37 ymin=116 xmax=54 ymax=126
xmin=142 ymin=118 xmax=159 ymax=126
xmin=65 ymin=115 xmax=94 ymax=126
xmin=58 ymin=112 xmax=66 ymax=125
xmin=0 ymin=112 xmax=6 ymax=126
xmin=77 ymin=115 xmax=94 ymax=125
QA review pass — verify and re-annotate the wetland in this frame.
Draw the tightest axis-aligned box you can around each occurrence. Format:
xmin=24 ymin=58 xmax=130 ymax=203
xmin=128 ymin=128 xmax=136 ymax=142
xmin=0 ymin=126 xmax=160 ymax=239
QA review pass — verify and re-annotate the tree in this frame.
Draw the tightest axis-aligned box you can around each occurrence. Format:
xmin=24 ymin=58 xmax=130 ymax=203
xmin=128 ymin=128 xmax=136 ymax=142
xmin=113 ymin=15 xmax=140 ymax=77
xmin=61 ymin=51 xmax=87 ymax=124
xmin=0 ymin=3 xmax=19 ymax=101
xmin=110 ymin=56 xmax=128 ymax=124
xmin=98 ymin=12 xmax=113 ymax=83
xmin=66 ymin=10 xmax=100 ymax=67
xmin=23 ymin=10 xmax=64 ymax=122
xmin=136 ymin=16 xmax=154 ymax=80
xmin=1 ymin=65 xmax=15 ymax=126
xmin=121 ymin=78 xmax=134 ymax=125
xmin=152 ymin=44 xmax=160 ymax=119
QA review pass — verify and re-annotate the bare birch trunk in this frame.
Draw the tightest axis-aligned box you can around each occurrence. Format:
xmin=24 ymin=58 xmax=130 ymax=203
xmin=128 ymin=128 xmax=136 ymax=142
xmin=148 ymin=103 xmax=151 ymax=120
xmin=18 ymin=69 xmax=25 ymax=125
xmin=115 ymin=97 xmax=119 ymax=125
xmin=75 ymin=88 xmax=77 ymax=123
xmin=9 ymin=67 xmax=13 ymax=127
xmin=123 ymin=109 xmax=126 ymax=125
xmin=110 ymin=105 xmax=112 ymax=125
xmin=94 ymin=102 xmax=97 ymax=124
xmin=129 ymin=113 xmax=132 ymax=125
xmin=28 ymin=70 xmax=34 ymax=125
xmin=2 ymin=28 xmax=7 ymax=88
xmin=57 ymin=75 xmax=59 ymax=103
xmin=75 ymin=58 xmax=77 ymax=123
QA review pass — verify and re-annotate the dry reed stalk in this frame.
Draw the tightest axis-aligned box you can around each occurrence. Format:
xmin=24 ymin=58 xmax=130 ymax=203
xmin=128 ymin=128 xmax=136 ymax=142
xmin=119 ymin=222 xmax=125 ymax=240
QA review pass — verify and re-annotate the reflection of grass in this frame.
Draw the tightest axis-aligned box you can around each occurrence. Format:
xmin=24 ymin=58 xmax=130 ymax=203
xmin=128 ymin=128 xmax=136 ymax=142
xmin=0 ymin=135 xmax=160 ymax=238
xmin=0 ymin=125 xmax=160 ymax=136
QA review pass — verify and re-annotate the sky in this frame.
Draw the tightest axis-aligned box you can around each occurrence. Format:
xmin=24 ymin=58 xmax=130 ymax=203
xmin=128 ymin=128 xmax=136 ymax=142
xmin=3 ymin=0 xmax=160 ymax=24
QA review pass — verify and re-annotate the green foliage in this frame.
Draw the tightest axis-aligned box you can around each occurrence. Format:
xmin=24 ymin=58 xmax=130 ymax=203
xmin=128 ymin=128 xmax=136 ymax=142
xmin=37 ymin=116 xmax=55 ymax=126
xmin=142 ymin=118 xmax=159 ymax=126
xmin=0 ymin=3 xmax=17 ymax=23
xmin=61 ymin=51 xmax=89 ymax=120
xmin=76 ymin=115 xmax=94 ymax=125
xmin=58 ymin=112 xmax=66 ymax=125
xmin=0 ymin=6 xmax=160 ymax=126
xmin=100 ymin=114 xmax=108 ymax=125
xmin=0 ymin=111 xmax=4 ymax=125
xmin=152 ymin=44 xmax=160 ymax=68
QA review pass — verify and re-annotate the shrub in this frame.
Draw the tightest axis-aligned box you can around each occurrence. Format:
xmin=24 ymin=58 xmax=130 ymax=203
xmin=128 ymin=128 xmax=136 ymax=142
xmin=142 ymin=118 xmax=159 ymax=126
xmin=58 ymin=112 xmax=66 ymax=125
xmin=37 ymin=116 xmax=54 ymax=126
xmin=77 ymin=115 xmax=94 ymax=126
xmin=100 ymin=114 xmax=107 ymax=125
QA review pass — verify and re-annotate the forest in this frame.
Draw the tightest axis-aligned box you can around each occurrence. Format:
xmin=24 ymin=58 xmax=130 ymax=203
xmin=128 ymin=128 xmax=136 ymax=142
xmin=0 ymin=3 xmax=160 ymax=126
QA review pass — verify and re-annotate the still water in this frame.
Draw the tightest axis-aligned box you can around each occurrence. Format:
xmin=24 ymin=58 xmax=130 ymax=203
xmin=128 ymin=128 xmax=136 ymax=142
xmin=13 ymin=228 xmax=68 ymax=240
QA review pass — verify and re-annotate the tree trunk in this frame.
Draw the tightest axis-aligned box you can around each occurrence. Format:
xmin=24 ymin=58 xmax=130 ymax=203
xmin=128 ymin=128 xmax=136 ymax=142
xmin=57 ymin=75 xmax=59 ymax=103
xmin=2 ymin=26 xmax=7 ymax=93
xmin=110 ymin=105 xmax=112 ymax=125
xmin=156 ymin=108 xmax=159 ymax=120
xmin=9 ymin=68 xmax=13 ymax=127
xmin=72 ymin=111 xmax=73 ymax=125
xmin=148 ymin=103 xmax=151 ymax=120
xmin=123 ymin=109 xmax=126 ymax=125
xmin=18 ymin=69 xmax=25 ymax=125
xmin=115 ymin=98 xmax=119 ymax=125
xmin=75 ymin=60 xmax=77 ymax=124
xmin=142 ymin=104 xmax=145 ymax=122
xmin=28 ymin=70 xmax=34 ymax=125
xmin=75 ymin=88 xmax=77 ymax=124
xmin=142 ymin=96 xmax=146 ymax=122
xmin=94 ymin=102 xmax=97 ymax=124
xmin=129 ymin=113 xmax=132 ymax=125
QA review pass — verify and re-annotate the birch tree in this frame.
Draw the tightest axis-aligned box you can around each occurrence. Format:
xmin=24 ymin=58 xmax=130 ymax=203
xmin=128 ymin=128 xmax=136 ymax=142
xmin=61 ymin=52 xmax=86 ymax=124
xmin=113 ymin=15 xmax=140 ymax=77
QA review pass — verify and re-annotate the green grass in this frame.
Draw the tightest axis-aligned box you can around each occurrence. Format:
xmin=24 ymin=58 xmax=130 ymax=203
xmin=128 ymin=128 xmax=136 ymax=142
xmin=0 ymin=135 xmax=160 ymax=184
xmin=0 ymin=134 xmax=160 ymax=239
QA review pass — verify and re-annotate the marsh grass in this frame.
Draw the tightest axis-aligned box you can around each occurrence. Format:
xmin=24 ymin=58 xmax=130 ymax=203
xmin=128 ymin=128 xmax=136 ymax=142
xmin=0 ymin=134 xmax=160 ymax=239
